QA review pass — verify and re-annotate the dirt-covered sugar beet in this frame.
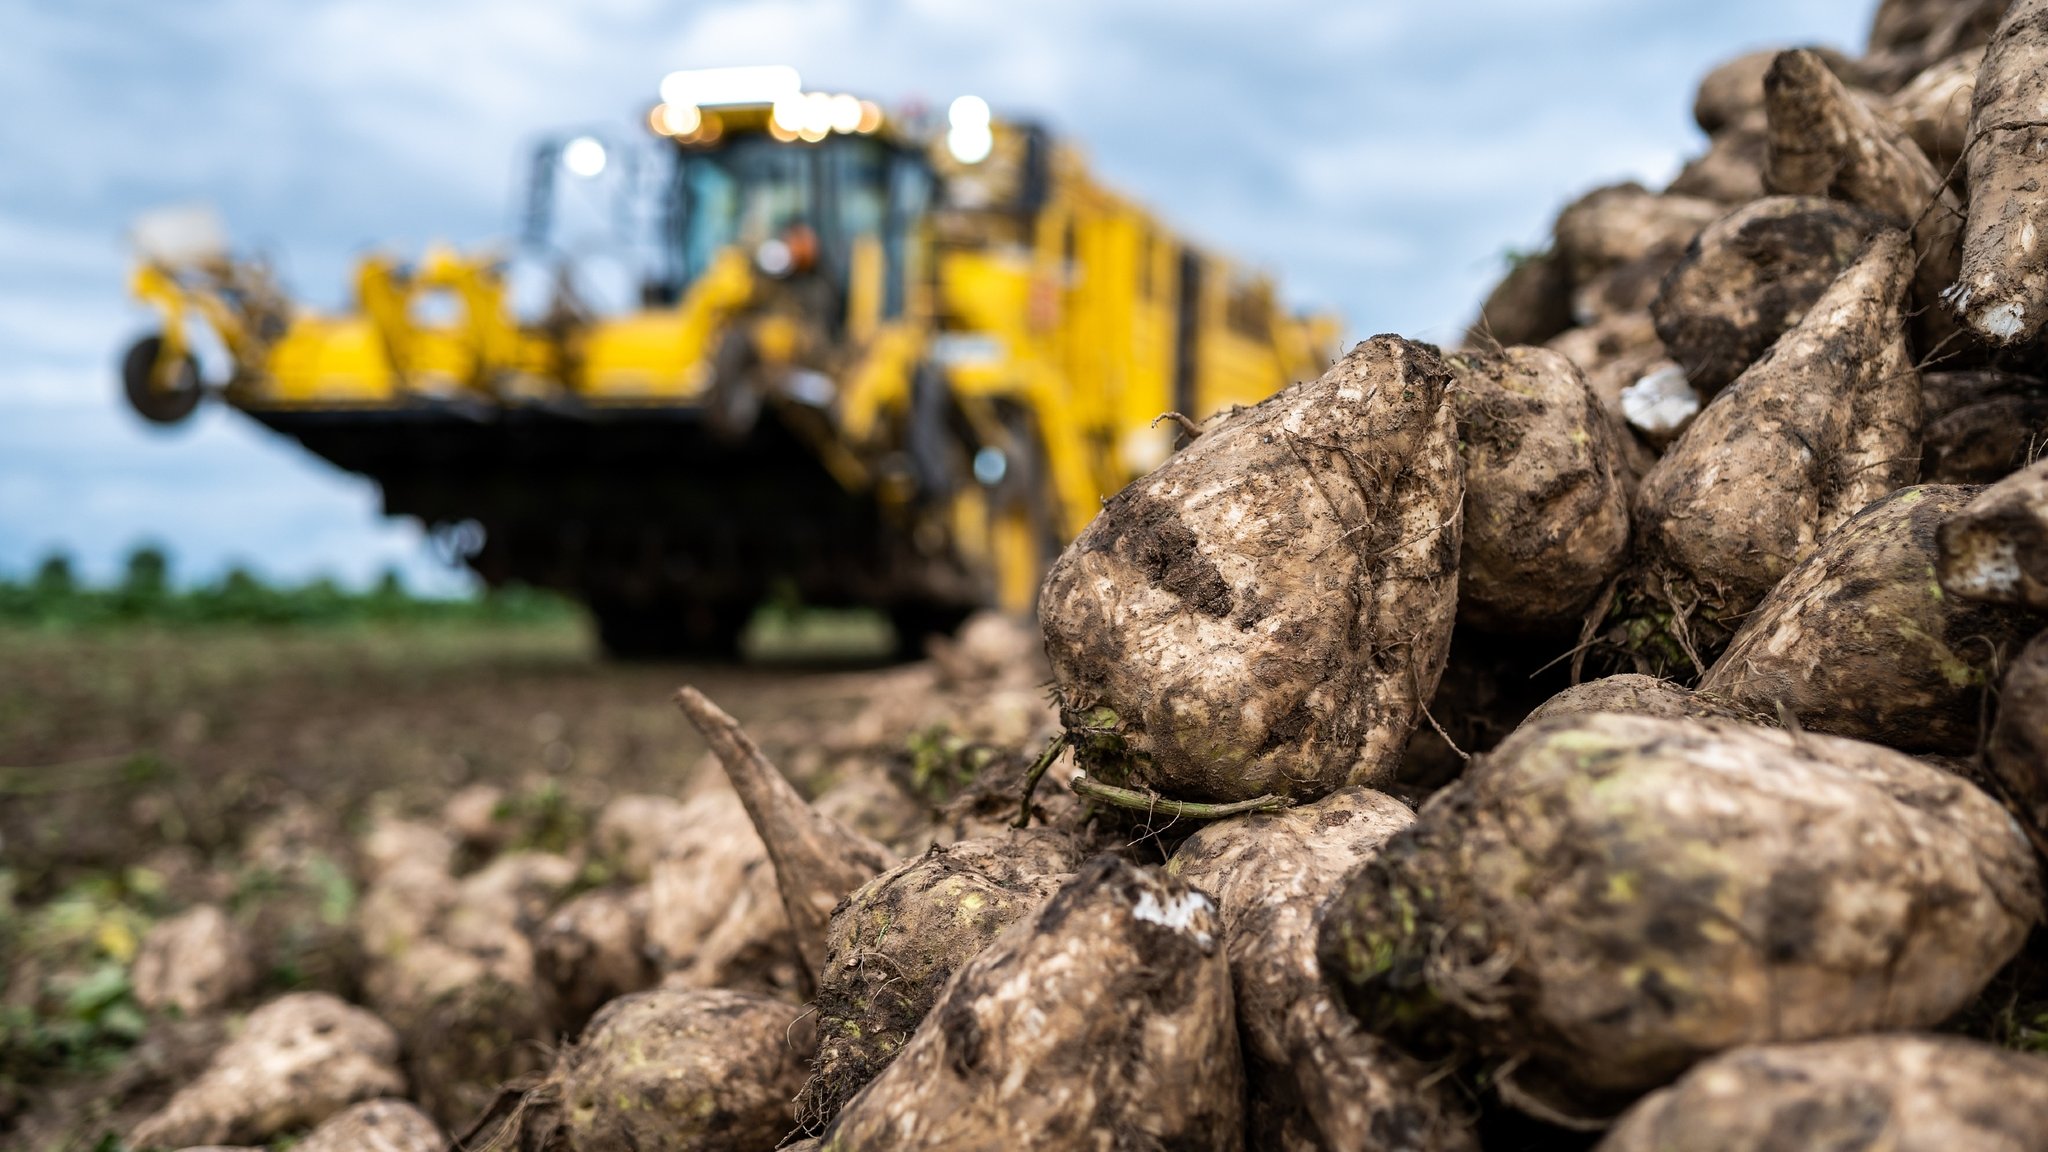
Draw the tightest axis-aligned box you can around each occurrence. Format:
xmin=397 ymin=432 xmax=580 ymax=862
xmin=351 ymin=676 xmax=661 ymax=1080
xmin=675 ymin=686 xmax=896 ymax=977
xmin=1938 ymin=457 xmax=2048 ymax=609
xmin=533 ymin=885 xmax=654 ymax=1034
xmin=128 ymin=992 xmax=406 ymax=1149
xmin=1692 ymin=46 xmax=1866 ymax=135
xmin=1447 ymin=345 xmax=1630 ymax=632
xmin=1168 ymin=789 xmax=1474 ymax=1152
xmin=1882 ymin=45 xmax=1982 ymax=182
xmin=1318 ymin=712 xmax=2041 ymax=1120
xmin=1949 ymin=0 xmax=2048 ymax=344
xmin=819 ymin=856 xmax=1243 ymax=1152
xmin=795 ymin=829 xmax=1086 ymax=1132
xmin=1542 ymin=311 xmax=1665 ymax=486
xmin=1598 ymin=1035 xmax=2048 ymax=1152
xmin=1989 ymin=632 xmax=2048 ymax=853
xmin=130 ymin=904 xmax=253 ymax=1019
xmin=1863 ymin=0 xmax=2007 ymax=88
xmin=1703 ymin=486 xmax=2045 ymax=755
xmin=1764 ymin=47 xmax=1965 ymax=339
xmin=485 ymin=988 xmax=814 ymax=1152
xmin=1550 ymin=184 xmax=1722 ymax=290
xmin=1466 ymin=250 xmax=1572 ymax=349
xmin=1650 ymin=196 xmax=1885 ymax=397
xmin=1517 ymin=673 xmax=1762 ymax=729
xmin=1917 ymin=370 xmax=2048 ymax=487
xmin=635 ymin=785 xmax=803 ymax=997
xmin=1040 ymin=335 xmax=1462 ymax=806
xmin=1676 ymin=46 xmax=1861 ymax=205
xmin=1619 ymin=230 xmax=1920 ymax=674
xmin=292 ymin=1099 xmax=443 ymax=1152
xmin=351 ymin=818 xmax=573 ymax=1128
xmin=1923 ymin=393 xmax=2048 ymax=483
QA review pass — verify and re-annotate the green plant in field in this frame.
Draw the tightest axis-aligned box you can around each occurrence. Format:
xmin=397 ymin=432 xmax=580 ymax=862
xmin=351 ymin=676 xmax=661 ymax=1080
xmin=904 ymin=725 xmax=997 ymax=804
xmin=2008 ymin=1008 xmax=2048 ymax=1054
xmin=0 ymin=873 xmax=154 ymax=1092
xmin=498 ymin=779 xmax=589 ymax=856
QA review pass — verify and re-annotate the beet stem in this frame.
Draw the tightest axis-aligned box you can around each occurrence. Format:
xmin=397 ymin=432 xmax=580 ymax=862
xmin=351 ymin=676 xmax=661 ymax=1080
xmin=1068 ymin=773 xmax=1292 ymax=820
xmin=1012 ymin=732 xmax=1070 ymax=828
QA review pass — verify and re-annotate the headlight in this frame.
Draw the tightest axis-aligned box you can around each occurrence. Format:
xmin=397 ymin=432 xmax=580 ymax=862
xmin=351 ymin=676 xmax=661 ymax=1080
xmin=755 ymin=238 xmax=793 ymax=277
xmin=973 ymin=446 xmax=1008 ymax=486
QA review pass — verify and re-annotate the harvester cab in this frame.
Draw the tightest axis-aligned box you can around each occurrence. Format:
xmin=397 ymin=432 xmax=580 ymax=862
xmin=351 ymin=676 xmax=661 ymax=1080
xmin=121 ymin=66 xmax=1338 ymax=657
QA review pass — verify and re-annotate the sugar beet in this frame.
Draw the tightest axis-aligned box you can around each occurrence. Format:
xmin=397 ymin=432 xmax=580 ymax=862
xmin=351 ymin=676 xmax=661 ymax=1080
xmin=676 ymin=686 xmax=896 ymax=976
xmin=1465 ymin=250 xmax=1572 ymax=349
xmin=1448 ymin=345 xmax=1630 ymax=631
xmin=1599 ymin=1035 xmax=2048 ymax=1152
xmin=498 ymin=988 xmax=815 ymax=1152
xmin=1319 ymin=712 xmax=2040 ymax=1119
xmin=1883 ymin=46 xmax=1983 ymax=183
xmin=293 ymin=1099 xmax=443 ymax=1152
xmin=1550 ymin=184 xmax=1723 ymax=290
xmin=1949 ymin=0 xmax=2048 ymax=344
xmin=1517 ymin=673 xmax=1761 ymax=729
xmin=1168 ymin=789 xmax=1474 ymax=1152
xmin=128 ymin=992 xmax=405 ymax=1149
xmin=795 ymin=829 xmax=1086 ymax=1131
xmin=1704 ymin=485 xmax=2043 ymax=754
xmin=1624 ymin=230 xmax=1921 ymax=673
xmin=1764 ymin=48 xmax=1966 ymax=343
xmin=1990 ymin=632 xmax=2048 ymax=851
xmin=819 ymin=856 xmax=1243 ymax=1151
xmin=1936 ymin=459 xmax=2048 ymax=607
xmin=1649 ymin=196 xmax=1885 ymax=397
xmin=1040 ymin=335 xmax=1462 ymax=805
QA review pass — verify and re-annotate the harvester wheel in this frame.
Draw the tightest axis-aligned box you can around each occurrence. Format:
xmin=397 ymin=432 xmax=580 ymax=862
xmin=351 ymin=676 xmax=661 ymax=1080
xmin=889 ymin=601 xmax=975 ymax=660
xmin=590 ymin=596 xmax=750 ymax=662
xmin=121 ymin=334 xmax=203 ymax=425
xmin=706 ymin=329 xmax=763 ymax=441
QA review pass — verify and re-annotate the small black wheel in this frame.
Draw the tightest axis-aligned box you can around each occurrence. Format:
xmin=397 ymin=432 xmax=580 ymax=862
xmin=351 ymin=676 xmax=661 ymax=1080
xmin=705 ymin=328 xmax=763 ymax=441
xmin=121 ymin=334 xmax=203 ymax=425
xmin=590 ymin=596 xmax=751 ymax=662
xmin=888 ymin=601 xmax=976 ymax=661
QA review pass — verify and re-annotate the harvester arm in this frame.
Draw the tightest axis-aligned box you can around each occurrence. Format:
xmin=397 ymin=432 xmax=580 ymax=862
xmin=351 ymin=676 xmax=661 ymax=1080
xmin=128 ymin=264 xmax=196 ymax=387
xmin=353 ymin=254 xmax=419 ymax=391
xmin=673 ymin=246 xmax=756 ymax=364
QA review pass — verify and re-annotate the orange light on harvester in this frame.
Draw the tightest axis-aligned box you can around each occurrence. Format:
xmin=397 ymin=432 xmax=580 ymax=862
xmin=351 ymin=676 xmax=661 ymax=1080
xmin=769 ymin=91 xmax=877 ymax=143
xmin=797 ymin=92 xmax=833 ymax=141
xmin=771 ymin=94 xmax=805 ymax=136
xmin=652 ymin=102 xmax=703 ymax=136
xmin=650 ymin=103 xmax=723 ymax=145
xmin=827 ymin=94 xmax=862 ymax=134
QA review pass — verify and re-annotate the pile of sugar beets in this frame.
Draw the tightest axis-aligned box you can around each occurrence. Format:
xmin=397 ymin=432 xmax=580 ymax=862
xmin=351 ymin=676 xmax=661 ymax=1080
xmin=121 ymin=2 xmax=2048 ymax=1149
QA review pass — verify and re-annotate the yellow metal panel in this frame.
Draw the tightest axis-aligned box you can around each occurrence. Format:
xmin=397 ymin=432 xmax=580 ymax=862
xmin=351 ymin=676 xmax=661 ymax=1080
xmin=577 ymin=246 xmax=753 ymax=402
xmin=1200 ymin=329 xmax=1285 ymax=414
xmin=847 ymin=235 xmax=884 ymax=345
xmin=578 ymin=311 xmax=714 ymax=400
xmin=938 ymin=248 xmax=1033 ymax=344
xmin=840 ymin=321 xmax=922 ymax=442
xmin=993 ymin=507 xmax=1037 ymax=613
xmin=264 ymin=317 xmax=398 ymax=403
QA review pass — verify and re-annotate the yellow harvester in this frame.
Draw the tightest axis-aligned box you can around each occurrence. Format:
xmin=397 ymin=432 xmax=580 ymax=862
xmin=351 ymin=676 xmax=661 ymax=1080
xmin=124 ymin=66 xmax=1337 ymax=656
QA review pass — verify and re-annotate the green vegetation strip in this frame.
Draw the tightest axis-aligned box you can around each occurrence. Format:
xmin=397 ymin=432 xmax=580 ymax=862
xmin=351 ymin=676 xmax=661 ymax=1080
xmin=0 ymin=546 xmax=575 ymax=628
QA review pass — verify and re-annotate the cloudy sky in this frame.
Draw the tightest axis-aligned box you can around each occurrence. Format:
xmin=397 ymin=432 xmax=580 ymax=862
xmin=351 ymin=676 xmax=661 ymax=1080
xmin=0 ymin=0 xmax=1876 ymax=592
